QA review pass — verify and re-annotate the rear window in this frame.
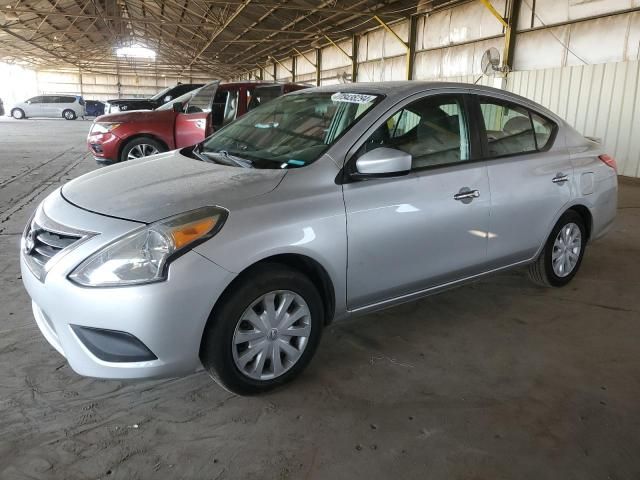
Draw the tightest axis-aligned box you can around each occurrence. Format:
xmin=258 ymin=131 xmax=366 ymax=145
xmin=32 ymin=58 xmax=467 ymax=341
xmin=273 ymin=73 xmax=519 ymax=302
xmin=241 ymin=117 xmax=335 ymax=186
xmin=478 ymin=96 xmax=556 ymax=157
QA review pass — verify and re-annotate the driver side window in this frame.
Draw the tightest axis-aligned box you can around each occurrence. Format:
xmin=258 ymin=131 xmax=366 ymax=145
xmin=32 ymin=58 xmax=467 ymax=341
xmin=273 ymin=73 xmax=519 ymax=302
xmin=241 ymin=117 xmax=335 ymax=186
xmin=358 ymin=95 xmax=470 ymax=170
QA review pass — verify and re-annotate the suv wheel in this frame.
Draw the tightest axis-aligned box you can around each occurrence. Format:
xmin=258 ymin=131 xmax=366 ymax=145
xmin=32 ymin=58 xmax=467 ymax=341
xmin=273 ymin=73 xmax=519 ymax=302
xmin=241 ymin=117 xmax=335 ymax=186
xmin=201 ymin=263 xmax=324 ymax=395
xmin=120 ymin=137 xmax=165 ymax=162
xmin=11 ymin=108 xmax=25 ymax=119
xmin=528 ymin=210 xmax=586 ymax=287
xmin=62 ymin=109 xmax=77 ymax=120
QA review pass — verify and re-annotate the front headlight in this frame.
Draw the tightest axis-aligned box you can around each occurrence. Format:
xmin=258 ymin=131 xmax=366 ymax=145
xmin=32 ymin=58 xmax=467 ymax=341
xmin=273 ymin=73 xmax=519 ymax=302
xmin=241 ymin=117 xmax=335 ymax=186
xmin=91 ymin=122 xmax=121 ymax=134
xmin=69 ymin=207 xmax=227 ymax=287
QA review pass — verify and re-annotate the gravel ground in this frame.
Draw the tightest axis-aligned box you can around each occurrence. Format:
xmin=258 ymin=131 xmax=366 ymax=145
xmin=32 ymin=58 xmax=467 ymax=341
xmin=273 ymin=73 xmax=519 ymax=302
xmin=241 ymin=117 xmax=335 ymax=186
xmin=1 ymin=116 xmax=639 ymax=480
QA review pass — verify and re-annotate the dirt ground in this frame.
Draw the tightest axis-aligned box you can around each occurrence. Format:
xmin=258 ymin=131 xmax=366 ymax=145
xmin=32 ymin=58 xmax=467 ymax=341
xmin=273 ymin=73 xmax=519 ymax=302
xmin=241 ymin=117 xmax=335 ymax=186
xmin=1 ymin=117 xmax=639 ymax=480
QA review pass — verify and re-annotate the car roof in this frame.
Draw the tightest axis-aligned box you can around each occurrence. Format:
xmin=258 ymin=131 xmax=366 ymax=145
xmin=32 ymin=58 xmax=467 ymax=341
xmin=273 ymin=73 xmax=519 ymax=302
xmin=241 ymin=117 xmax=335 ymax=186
xmin=290 ymin=81 xmax=561 ymax=122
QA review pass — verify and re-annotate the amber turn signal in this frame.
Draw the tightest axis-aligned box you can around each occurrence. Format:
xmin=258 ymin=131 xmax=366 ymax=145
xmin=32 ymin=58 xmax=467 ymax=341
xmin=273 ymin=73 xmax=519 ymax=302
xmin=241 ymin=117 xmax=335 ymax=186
xmin=169 ymin=217 xmax=218 ymax=249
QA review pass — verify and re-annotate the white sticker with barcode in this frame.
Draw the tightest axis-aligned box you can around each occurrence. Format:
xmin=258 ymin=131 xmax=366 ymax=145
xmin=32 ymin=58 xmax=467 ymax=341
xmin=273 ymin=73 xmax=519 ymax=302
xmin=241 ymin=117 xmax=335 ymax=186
xmin=331 ymin=93 xmax=377 ymax=104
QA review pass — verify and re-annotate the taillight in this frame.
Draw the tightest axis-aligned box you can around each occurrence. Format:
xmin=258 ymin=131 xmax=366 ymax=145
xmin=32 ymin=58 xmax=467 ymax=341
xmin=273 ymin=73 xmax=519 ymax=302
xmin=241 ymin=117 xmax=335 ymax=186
xmin=598 ymin=154 xmax=617 ymax=172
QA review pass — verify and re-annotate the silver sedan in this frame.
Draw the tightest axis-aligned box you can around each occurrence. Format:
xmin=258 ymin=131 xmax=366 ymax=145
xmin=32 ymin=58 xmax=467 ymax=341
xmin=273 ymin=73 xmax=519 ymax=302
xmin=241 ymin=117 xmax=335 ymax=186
xmin=20 ymin=82 xmax=617 ymax=394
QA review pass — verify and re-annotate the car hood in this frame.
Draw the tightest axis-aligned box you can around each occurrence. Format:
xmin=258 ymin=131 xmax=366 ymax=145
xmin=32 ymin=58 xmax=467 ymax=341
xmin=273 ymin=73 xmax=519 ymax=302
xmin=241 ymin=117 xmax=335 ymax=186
xmin=61 ymin=150 xmax=286 ymax=223
xmin=94 ymin=109 xmax=174 ymax=123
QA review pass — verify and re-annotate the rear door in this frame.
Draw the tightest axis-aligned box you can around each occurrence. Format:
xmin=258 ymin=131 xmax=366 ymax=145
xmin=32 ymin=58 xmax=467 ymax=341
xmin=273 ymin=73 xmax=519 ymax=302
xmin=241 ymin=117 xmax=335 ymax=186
xmin=174 ymin=81 xmax=219 ymax=148
xmin=472 ymin=94 xmax=571 ymax=267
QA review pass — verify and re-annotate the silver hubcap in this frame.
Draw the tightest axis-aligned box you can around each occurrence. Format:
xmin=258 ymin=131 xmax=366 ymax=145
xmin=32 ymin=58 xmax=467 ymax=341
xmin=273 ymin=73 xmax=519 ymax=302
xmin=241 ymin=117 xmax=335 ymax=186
xmin=13 ymin=110 xmax=23 ymax=119
xmin=127 ymin=143 xmax=159 ymax=160
xmin=64 ymin=111 xmax=73 ymax=119
xmin=552 ymin=222 xmax=582 ymax=277
xmin=232 ymin=290 xmax=311 ymax=381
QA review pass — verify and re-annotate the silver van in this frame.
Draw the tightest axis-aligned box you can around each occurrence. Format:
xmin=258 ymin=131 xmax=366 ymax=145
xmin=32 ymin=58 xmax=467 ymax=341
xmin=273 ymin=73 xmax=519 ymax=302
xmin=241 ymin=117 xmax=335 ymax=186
xmin=10 ymin=95 xmax=85 ymax=120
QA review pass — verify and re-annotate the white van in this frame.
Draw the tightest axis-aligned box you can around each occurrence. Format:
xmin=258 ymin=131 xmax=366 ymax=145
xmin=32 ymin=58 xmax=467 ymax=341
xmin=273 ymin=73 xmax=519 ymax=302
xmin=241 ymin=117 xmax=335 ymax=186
xmin=10 ymin=95 xmax=85 ymax=120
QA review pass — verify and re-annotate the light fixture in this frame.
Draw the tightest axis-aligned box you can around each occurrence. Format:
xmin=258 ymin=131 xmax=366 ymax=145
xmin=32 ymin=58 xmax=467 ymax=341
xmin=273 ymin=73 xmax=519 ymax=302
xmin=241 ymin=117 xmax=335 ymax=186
xmin=116 ymin=45 xmax=156 ymax=59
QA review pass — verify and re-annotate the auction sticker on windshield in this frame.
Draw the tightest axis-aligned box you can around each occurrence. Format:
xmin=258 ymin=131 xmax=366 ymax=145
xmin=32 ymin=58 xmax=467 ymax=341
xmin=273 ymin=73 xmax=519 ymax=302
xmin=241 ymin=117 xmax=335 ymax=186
xmin=331 ymin=93 xmax=377 ymax=104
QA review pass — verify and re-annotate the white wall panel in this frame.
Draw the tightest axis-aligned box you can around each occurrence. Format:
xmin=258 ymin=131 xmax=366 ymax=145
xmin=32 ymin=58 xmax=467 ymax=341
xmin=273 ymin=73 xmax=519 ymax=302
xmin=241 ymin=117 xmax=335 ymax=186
xmin=322 ymin=41 xmax=352 ymax=70
xmin=513 ymin=27 xmax=571 ymax=70
xmin=295 ymin=52 xmax=316 ymax=75
xmin=567 ymin=15 xmax=630 ymax=66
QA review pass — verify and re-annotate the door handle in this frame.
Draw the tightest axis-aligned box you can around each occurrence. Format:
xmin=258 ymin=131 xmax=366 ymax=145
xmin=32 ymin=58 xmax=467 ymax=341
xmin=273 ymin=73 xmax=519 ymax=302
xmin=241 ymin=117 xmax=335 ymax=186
xmin=454 ymin=189 xmax=480 ymax=202
xmin=552 ymin=173 xmax=569 ymax=184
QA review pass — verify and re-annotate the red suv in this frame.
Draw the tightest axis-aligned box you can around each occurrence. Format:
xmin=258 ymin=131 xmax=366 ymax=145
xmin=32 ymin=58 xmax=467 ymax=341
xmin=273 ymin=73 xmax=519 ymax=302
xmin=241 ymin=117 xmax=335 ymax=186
xmin=87 ymin=81 xmax=309 ymax=163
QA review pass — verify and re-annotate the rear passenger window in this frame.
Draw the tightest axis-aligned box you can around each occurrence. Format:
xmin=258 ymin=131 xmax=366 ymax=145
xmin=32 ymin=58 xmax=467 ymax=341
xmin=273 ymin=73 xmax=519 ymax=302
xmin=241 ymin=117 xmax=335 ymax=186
xmin=531 ymin=112 xmax=554 ymax=150
xmin=478 ymin=97 xmax=556 ymax=157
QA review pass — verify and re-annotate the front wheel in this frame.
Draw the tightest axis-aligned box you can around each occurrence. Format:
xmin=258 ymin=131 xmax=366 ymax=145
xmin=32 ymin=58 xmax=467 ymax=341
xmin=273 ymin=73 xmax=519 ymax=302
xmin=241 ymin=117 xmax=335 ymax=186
xmin=11 ymin=108 xmax=25 ymax=119
xmin=62 ymin=109 xmax=76 ymax=120
xmin=120 ymin=137 xmax=165 ymax=162
xmin=528 ymin=210 xmax=586 ymax=287
xmin=200 ymin=264 xmax=324 ymax=395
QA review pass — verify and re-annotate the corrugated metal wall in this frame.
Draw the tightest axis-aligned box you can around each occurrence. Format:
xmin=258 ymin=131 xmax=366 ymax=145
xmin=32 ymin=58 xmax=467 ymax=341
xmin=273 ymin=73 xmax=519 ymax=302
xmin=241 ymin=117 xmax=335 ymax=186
xmin=507 ymin=61 xmax=640 ymax=177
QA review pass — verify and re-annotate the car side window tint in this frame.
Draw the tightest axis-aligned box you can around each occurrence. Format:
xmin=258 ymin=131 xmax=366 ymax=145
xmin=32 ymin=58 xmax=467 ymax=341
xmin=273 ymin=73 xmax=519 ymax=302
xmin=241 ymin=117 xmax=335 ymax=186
xmin=531 ymin=112 xmax=554 ymax=150
xmin=478 ymin=98 xmax=537 ymax=157
xmin=358 ymin=95 xmax=470 ymax=170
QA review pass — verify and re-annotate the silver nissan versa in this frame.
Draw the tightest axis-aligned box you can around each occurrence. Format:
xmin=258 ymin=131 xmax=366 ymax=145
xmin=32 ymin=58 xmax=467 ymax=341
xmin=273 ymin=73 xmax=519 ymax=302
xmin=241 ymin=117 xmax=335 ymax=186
xmin=20 ymin=82 xmax=617 ymax=394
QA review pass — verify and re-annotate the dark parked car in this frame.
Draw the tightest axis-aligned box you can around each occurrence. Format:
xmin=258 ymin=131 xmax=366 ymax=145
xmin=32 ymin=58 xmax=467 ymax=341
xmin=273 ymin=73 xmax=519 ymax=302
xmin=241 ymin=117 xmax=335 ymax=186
xmin=85 ymin=100 xmax=105 ymax=117
xmin=0 ymin=97 xmax=4 ymax=116
xmin=104 ymin=83 xmax=204 ymax=113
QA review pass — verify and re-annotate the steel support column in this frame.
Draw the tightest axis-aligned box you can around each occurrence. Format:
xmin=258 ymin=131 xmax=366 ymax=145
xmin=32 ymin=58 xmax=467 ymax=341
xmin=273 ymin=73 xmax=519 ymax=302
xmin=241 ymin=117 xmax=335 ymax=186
xmin=315 ymin=48 xmax=322 ymax=86
xmin=504 ymin=0 xmax=521 ymax=71
xmin=408 ymin=15 xmax=418 ymax=80
xmin=351 ymin=34 xmax=358 ymax=82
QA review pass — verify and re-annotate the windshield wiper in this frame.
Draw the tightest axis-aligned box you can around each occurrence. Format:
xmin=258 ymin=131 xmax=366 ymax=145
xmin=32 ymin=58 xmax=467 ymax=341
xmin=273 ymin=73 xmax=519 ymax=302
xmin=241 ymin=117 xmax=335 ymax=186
xmin=204 ymin=150 xmax=254 ymax=168
xmin=191 ymin=146 xmax=216 ymax=164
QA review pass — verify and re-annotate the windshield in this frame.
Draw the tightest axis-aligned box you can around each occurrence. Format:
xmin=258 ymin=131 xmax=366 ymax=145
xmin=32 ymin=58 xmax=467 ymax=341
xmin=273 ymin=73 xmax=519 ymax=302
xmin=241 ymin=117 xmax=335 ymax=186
xmin=150 ymin=85 xmax=173 ymax=101
xmin=156 ymin=88 xmax=201 ymax=111
xmin=201 ymin=91 xmax=381 ymax=169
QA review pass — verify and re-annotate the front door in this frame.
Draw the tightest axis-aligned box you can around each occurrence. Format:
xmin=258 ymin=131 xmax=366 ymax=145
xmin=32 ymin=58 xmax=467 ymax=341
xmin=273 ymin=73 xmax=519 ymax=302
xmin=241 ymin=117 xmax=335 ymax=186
xmin=174 ymin=81 xmax=219 ymax=148
xmin=343 ymin=93 xmax=490 ymax=310
xmin=24 ymin=96 xmax=44 ymax=116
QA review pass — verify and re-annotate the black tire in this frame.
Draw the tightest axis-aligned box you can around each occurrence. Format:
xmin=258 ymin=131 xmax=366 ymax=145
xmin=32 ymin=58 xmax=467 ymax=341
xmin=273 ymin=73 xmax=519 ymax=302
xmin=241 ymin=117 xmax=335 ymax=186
xmin=62 ymin=109 xmax=76 ymax=120
xmin=11 ymin=108 xmax=25 ymax=119
xmin=200 ymin=263 xmax=324 ymax=395
xmin=119 ymin=136 xmax=166 ymax=162
xmin=528 ymin=210 xmax=586 ymax=287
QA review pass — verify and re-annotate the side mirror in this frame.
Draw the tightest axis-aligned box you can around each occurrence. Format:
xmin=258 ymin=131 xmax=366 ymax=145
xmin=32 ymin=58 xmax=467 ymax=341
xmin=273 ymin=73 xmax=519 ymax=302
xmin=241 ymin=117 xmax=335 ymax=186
xmin=352 ymin=147 xmax=412 ymax=179
xmin=172 ymin=102 xmax=184 ymax=113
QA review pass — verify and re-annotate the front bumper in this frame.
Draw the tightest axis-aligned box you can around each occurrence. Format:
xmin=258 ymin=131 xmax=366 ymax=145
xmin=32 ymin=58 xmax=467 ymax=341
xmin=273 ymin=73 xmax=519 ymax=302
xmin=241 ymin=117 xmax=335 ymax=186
xmin=87 ymin=131 xmax=122 ymax=163
xmin=21 ymin=191 xmax=236 ymax=379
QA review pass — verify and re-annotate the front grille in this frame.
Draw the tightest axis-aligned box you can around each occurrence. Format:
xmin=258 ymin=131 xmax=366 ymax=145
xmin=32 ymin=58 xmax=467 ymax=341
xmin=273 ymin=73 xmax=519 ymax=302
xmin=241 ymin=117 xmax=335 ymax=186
xmin=23 ymin=209 xmax=92 ymax=281
xmin=29 ymin=228 xmax=81 ymax=268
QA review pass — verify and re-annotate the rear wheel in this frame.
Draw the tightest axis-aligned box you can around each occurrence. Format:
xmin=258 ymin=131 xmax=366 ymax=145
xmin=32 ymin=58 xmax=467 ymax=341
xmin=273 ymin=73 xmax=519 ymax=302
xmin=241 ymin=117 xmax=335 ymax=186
xmin=200 ymin=264 xmax=324 ymax=395
xmin=62 ymin=109 xmax=76 ymax=120
xmin=119 ymin=137 xmax=165 ymax=162
xmin=528 ymin=210 xmax=586 ymax=287
xmin=11 ymin=108 xmax=25 ymax=119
